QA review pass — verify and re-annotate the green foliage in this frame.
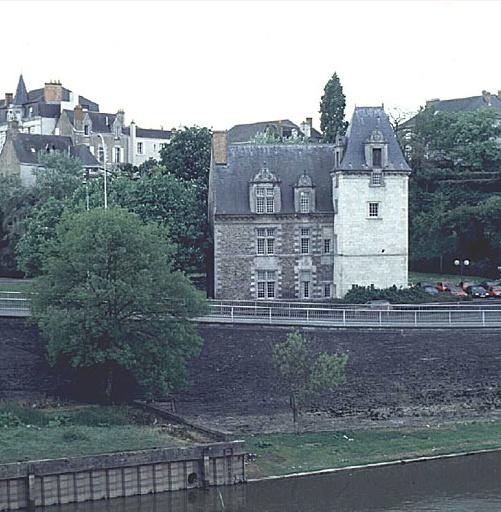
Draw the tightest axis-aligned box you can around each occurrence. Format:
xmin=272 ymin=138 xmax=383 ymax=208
xmin=343 ymin=285 xmax=432 ymax=304
xmin=32 ymin=208 xmax=207 ymax=401
xmin=272 ymin=331 xmax=347 ymax=429
xmin=0 ymin=175 xmax=36 ymax=275
xmin=319 ymin=72 xmax=348 ymax=142
xmin=159 ymin=126 xmax=211 ymax=185
xmin=407 ymin=108 xmax=501 ymax=276
xmin=16 ymin=198 xmax=65 ymax=276
xmin=71 ymin=171 xmax=207 ymax=272
xmin=35 ymin=152 xmax=84 ymax=202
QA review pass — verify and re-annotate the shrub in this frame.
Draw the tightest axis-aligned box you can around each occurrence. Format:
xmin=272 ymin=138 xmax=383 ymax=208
xmin=343 ymin=285 xmax=433 ymax=304
xmin=0 ymin=403 xmax=49 ymax=427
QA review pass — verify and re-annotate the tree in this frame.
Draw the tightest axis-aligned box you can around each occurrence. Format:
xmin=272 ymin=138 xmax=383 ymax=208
xmin=16 ymin=198 xmax=65 ymax=276
xmin=272 ymin=331 xmax=347 ymax=431
xmin=319 ymin=72 xmax=348 ymax=142
xmin=32 ymin=208 xmax=207 ymax=402
xmin=71 ymin=170 xmax=208 ymax=272
xmin=159 ymin=126 xmax=212 ymax=186
xmin=35 ymin=152 xmax=84 ymax=202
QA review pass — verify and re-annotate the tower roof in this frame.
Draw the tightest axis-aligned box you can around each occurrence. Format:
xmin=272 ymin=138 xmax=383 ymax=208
xmin=14 ymin=74 xmax=28 ymax=105
xmin=339 ymin=107 xmax=411 ymax=172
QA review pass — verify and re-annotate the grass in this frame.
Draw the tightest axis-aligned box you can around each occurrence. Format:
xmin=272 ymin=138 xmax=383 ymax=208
xmin=0 ymin=404 xmax=186 ymax=463
xmin=245 ymin=420 xmax=501 ymax=478
xmin=409 ymin=271 xmax=490 ymax=286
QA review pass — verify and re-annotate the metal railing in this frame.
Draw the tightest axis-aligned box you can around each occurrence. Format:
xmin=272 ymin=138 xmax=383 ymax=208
xmin=1 ymin=294 xmax=501 ymax=327
xmin=0 ymin=292 xmax=31 ymax=317
xmin=203 ymin=300 xmax=501 ymax=328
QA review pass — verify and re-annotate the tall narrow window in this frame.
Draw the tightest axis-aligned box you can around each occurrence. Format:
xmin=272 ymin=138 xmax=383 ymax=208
xmin=323 ymin=239 xmax=331 ymax=254
xmin=256 ymin=188 xmax=265 ymax=213
xmin=114 ymin=146 xmax=121 ymax=163
xmin=266 ymin=188 xmax=274 ymax=213
xmin=98 ymin=146 xmax=104 ymax=162
xmin=257 ymin=270 xmax=276 ymax=299
xmin=368 ymin=202 xmax=380 ymax=218
xmin=324 ymin=283 xmax=332 ymax=298
xmin=84 ymin=125 xmax=89 ymax=136
xmin=300 ymin=192 xmax=310 ymax=213
xmin=300 ymin=228 xmax=310 ymax=254
xmin=137 ymin=142 xmax=143 ymax=154
xmin=372 ymin=148 xmax=382 ymax=167
xmin=300 ymin=271 xmax=311 ymax=299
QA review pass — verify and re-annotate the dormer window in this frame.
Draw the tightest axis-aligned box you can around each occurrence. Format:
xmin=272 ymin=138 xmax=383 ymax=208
xmin=365 ymin=129 xmax=388 ymax=169
xmin=256 ymin=186 xmax=275 ymax=213
xmin=250 ymin=164 xmax=281 ymax=214
xmin=300 ymin=192 xmax=310 ymax=213
xmin=294 ymin=171 xmax=315 ymax=214
xmin=84 ymin=125 xmax=89 ymax=136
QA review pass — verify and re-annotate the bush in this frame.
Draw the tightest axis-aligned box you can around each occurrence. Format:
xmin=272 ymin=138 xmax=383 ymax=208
xmin=343 ymin=285 xmax=434 ymax=304
xmin=0 ymin=403 xmax=49 ymax=427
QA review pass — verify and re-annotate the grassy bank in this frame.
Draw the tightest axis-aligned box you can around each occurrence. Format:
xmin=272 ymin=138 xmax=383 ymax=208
xmin=245 ymin=420 xmax=501 ymax=478
xmin=0 ymin=404 xmax=190 ymax=463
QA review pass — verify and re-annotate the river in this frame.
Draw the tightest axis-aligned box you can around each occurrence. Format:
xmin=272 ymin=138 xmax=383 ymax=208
xmin=49 ymin=450 xmax=501 ymax=512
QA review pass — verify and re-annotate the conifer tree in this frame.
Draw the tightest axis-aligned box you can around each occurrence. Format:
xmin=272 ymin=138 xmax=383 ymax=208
xmin=319 ymin=72 xmax=348 ymax=142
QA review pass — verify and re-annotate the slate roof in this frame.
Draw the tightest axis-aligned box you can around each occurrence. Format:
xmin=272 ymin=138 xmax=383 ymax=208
xmin=63 ymin=109 xmax=117 ymax=133
xmin=13 ymin=133 xmax=99 ymax=167
xmin=228 ymin=119 xmax=321 ymax=143
xmin=122 ymin=126 xmax=172 ymax=139
xmin=14 ymin=75 xmax=28 ymax=105
xmin=401 ymin=92 xmax=501 ymax=128
xmin=339 ymin=107 xmax=411 ymax=172
xmin=212 ymin=144 xmax=336 ymax=215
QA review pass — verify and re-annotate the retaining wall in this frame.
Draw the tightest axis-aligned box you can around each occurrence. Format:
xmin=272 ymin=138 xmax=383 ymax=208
xmin=0 ymin=442 xmax=245 ymax=511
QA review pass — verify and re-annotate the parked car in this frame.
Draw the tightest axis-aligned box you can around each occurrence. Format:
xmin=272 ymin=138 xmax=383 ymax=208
xmin=436 ymin=282 xmax=452 ymax=292
xmin=483 ymin=284 xmax=501 ymax=298
xmin=465 ymin=285 xmax=489 ymax=298
xmin=447 ymin=285 xmax=468 ymax=298
xmin=459 ymin=281 xmax=477 ymax=291
xmin=423 ymin=286 xmax=439 ymax=296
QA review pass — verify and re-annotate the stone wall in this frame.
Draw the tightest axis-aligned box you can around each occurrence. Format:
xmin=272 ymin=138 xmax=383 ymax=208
xmin=0 ymin=442 xmax=245 ymax=511
xmin=175 ymin=324 xmax=501 ymax=418
xmin=0 ymin=319 xmax=55 ymax=400
xmin=1 ymin=319 xmax=500 ymax=419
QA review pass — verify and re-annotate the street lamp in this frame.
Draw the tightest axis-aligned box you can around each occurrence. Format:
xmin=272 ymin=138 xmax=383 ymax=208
xmin=454 ymin=258 xmax=470 ymax=279
xmin=92 ymin=132 xmax=108 ymax=209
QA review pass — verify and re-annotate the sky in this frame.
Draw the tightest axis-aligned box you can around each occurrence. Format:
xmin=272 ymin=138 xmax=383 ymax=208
xmin=4 ymin=0 xmax=501 ymax=132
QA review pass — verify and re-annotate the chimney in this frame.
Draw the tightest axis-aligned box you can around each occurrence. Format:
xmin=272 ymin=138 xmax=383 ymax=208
xmin=74 ymin=104 xmax=84 ymax=122
xmin=426 ymin=98 xmax=440 ymax=108
xmin=44 ymin=80 xmax=63 ymax=103
xmin=4 ymin=93 xmax=13 ymax=105
xmin=212 ymin=131 xmax=228 ymax=165
xmin=7 ymin=119 xmax=19 ymax=138
xmin=482 ymin=90 xmax=492 ymax=105
xmin=116 ymin=109 xmax=125 ymax=126
xmin=301 ymin=117 xmax=313 ymax=138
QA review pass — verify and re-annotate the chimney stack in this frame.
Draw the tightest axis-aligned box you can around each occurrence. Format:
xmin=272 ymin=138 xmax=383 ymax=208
xmin=212 ymin=131 xmax=228 ymax=165
xmin=300 ymin=118 xmax=313 ymax=138
xmin=44 ymin=80 xmax=63 ymax=103
xmin=74 ymin=104 xmax=84 ymax=122
xmin=4 ymin=93 xmax=13 ymax=105
xmin=482 ymin=90 xmax=492 ymax=105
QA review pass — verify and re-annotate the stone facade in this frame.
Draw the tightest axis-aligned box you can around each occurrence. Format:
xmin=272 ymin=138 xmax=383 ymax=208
xmin=209 ymin=107 xmax=411 ymax=299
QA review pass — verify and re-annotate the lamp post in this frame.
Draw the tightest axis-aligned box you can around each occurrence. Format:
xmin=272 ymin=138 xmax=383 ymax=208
xmin=454 ymin=258 xmax=470 ymax=279
xmin=93 ymin=132 xmax=108 ymax=209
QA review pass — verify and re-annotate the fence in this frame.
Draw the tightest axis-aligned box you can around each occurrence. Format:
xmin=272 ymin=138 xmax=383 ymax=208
xmin=204 ymin=300 xmax=501 ymax=328
xmin=2 ymin=294 xmax=501 ymax=327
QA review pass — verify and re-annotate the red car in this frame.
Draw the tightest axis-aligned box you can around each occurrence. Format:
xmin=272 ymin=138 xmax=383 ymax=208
xmin=447 ymin=285 xmax=468 ymax=298
xmin=436 ymin=282 xmax=452 ymax=292
xmin=485 ymin=285 xmax=501 ymax=298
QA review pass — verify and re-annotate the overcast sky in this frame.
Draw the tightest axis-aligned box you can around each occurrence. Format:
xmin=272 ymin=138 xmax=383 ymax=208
xmin=4 ymin=0 xmax=501 ymax=131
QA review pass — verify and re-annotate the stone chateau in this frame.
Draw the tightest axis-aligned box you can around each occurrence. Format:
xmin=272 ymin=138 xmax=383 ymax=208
xmin=209 ymin=107 xmax=411 ymax=299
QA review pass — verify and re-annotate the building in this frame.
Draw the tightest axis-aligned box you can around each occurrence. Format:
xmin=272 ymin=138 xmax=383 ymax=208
xmin=402 ymin=89 xmax=501 ymax=130
xmin=0 ymin=75 xmax=172 ymax=168
xmin=209 ymin=106 xmax=411 ymax=300
xmin=228 ymin=118 xmax=322 ymax=143
xmin=0 ymin=121 xmax=100 ymax=186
